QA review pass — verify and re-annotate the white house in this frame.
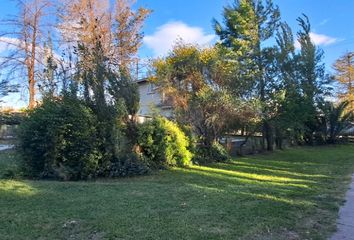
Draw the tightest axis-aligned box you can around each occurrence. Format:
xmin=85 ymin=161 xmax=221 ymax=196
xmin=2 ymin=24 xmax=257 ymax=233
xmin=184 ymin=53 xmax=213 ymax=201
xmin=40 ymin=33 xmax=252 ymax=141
xmin=136 ymin=78 xmax=173 ymax=120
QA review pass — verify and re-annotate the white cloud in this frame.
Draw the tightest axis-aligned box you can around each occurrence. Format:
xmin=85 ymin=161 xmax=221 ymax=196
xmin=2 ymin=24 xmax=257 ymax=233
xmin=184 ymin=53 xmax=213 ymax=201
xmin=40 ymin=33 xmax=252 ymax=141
xmin=310 ymin=32 xmax=337 ymax=46
xmin=0 ymin=37 xmax=20 ymax=52
xmin=144 ymin=21 xmax=216 ymax=56
xmin=295 ymin=32 xmax=337 ymax=49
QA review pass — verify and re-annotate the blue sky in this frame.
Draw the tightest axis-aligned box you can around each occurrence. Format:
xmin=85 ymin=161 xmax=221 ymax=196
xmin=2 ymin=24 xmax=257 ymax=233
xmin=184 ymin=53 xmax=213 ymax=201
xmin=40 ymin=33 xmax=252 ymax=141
xmin=139 ymin=0 xmax=354 ymax=66
xmin=1 ymin=0 xmax=354 ymax=107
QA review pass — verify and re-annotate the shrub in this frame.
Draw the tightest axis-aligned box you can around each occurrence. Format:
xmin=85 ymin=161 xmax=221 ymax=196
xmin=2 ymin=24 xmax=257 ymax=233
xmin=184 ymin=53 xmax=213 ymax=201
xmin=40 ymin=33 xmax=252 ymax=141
xmin=19 ymin=97 xmax=100 ymax=180
xmin=0 ymin=112 xmax=24 ymax=125
xmin=137 ymin=117 xmax=192 ymax=168
xmin=108 ymin=153 xmax=149 ymax=177
xmin=193 ymin=142 xmax=230 ymax=164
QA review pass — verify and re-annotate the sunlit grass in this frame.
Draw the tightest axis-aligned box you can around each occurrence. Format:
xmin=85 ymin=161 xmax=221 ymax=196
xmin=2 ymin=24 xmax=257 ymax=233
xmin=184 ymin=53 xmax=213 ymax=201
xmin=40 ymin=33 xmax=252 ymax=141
xmin=189 ymin=165 xmax=315 ymax=183
xmin=0 ymin=145 xmax=354 ymax=239
xmin=0 ymin=180 xmax=38 ymax=196
xmin=231 ymin=161 xmax=329 ymax=178
xmin=178 ymin=167 xmax=311 ymax=188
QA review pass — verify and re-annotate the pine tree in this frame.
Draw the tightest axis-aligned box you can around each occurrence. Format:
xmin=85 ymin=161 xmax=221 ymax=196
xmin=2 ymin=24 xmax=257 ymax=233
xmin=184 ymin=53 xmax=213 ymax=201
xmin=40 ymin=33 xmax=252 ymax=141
xmin=39 ymin=33 xmax=58 ymax=98
xmin=273 ymin=22 xmax=307 ymax=146
xmin=296 ymin=15 xmax=331 ymax=144
xmin=333 ymin=52 xmax=354 ymax=113
xmin=213 ymin=0 xmax=280 ymax=151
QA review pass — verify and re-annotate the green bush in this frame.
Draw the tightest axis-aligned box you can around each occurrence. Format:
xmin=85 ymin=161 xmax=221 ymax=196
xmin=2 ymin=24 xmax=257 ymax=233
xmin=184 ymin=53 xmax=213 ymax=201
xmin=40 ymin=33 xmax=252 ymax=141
xmin=108 ymin=153 xmax=149 ymax=177
xmin=193 ymin=142 xmax=230 ymax=164
xmin=19 ymin=97 xmax=100 ymax=180
xmin=137 ymin=117 xmax=192 ymax=168
xmin=0 ymin=112 xmax=24 ymax=125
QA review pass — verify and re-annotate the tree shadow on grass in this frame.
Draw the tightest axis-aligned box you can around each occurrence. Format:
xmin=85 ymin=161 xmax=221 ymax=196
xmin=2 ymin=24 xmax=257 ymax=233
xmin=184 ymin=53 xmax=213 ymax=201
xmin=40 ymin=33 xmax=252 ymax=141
xmin=171 ymin=166 xmax=316 ymax=207
xmin=1 ymin=145 xmax=354 ymax=239
xmin=216 ymin=162 xmax=329 ymax=181
xmin=0 ymin=161 xmax=338 ymax=240
xmin=185 ymin=165 xmax=316 ymax=185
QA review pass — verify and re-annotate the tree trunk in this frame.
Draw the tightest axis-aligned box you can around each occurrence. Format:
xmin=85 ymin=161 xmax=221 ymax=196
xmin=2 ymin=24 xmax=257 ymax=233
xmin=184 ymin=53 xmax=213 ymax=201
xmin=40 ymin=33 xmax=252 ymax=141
xmin=28 ymin=11 xmax=39 ymax=109
xmin=275 ymin=127 xmax=283 ymax=150
xmin=265 ymin=122 xmax=274 ymax=151
xmin=28 ymin=68 xmax=36 ymax=109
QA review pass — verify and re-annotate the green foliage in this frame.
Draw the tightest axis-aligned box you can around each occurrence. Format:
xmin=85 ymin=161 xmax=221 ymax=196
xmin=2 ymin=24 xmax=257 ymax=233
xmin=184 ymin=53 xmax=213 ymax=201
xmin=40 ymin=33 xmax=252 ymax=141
xmin=214 ymin=0 xmax=280 ymax=57
xmin=153 ymin=44 xmax=257 ymax=149
xmin=0 ymin=150 xmax=22 ymax=179
xmin=272 ymin=22 xmax=306 ymax=145
xmin=138 ymin=117 xmax=192 ymax=168
xmin=213 ymin=0 xmax=280 ymax=91
xmin=214 ymin=0 xmax=281 ymax=151
xmin=0 ymin=112 xmax=24 ymax=125
xmin=108 ymin=71 xmax=140 ymax=117
xmin=108 ymin=153 xmax=149 ymax=178
xmin=19 ymin=97 xmax=100 ymax=180
xmin=108 ymin=72 xmax=141 ymax=146
xmin=2 ymin=146 xmax=354 ymax=239
xmin=75 ymin=42 xmax=141 ymax=162
xmin=193 ymin=142 xmax=230 ymax=164
xmin=296 ymin=15 xmax=332 ymax=145
xmin=39 ymin=34 xmax=58 ymax=98
xmin=317 ymin=101 xmax=354 ymax=144
xmin=297 ymin=15 xmax=330 ymax=105
xmin=188 ymin=86 xmax=257 ymax=147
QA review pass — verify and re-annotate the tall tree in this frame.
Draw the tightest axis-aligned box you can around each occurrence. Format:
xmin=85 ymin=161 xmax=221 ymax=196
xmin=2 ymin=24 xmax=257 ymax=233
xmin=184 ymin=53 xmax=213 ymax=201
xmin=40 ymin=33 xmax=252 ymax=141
xmin=272 ymin=22 xmax=306 ymax=146
xmin=59 ymin=0 xmax=111 ymax=109
xmin=213 ymin=0 xmax=281 ymax=150
xmin=38 ymin=33 xmax=58 ymax=98
xmin=58 ymin=0 xmax=150 ymax=160
xmin=333 ymin=52 xmax=354 ymax=112
xmin=112 ymin=0 xmax=151 ymax=72
xmin=152 ymin=43 xmax=256 ymax=147
xmin=296 ymin=15 xmax=331 ymax=144
xmin=59 ymin=0 xmax=150 ymax=73
xmin=0 ymin=0 xmax=52 ymax=109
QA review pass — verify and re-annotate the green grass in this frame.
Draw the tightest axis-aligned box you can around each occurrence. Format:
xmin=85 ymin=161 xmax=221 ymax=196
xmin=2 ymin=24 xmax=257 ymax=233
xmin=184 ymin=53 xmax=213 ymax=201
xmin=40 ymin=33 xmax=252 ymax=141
xmin=1 ymin=145 xmax=354 ymax=240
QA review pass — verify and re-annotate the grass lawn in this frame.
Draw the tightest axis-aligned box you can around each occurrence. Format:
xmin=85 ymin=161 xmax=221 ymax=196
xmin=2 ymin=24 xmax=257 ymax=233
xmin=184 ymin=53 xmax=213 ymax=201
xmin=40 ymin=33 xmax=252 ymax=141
xmin=1 ymin=145 xmax=354 ymax=240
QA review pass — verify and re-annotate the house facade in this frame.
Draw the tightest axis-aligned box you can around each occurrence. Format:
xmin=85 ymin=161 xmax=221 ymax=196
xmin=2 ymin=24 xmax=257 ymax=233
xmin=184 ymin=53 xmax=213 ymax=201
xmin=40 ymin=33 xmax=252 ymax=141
xmin=136 ymin=79 xmax=173 ymax=120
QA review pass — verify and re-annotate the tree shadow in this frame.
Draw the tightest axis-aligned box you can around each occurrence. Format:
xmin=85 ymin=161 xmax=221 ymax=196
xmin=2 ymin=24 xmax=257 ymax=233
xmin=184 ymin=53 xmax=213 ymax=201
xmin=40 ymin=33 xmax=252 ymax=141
xmin=217 ymin=162 xmax=329 ymax=180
